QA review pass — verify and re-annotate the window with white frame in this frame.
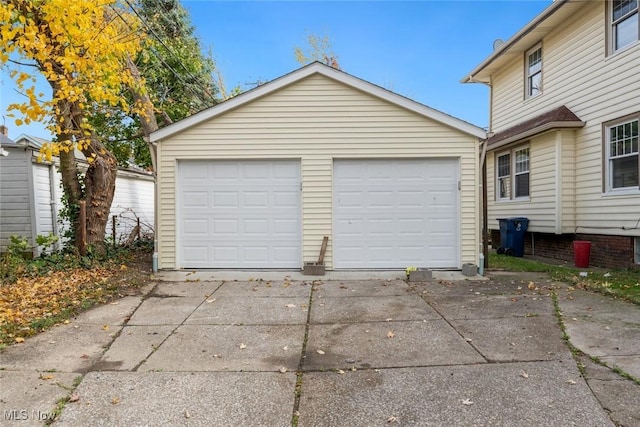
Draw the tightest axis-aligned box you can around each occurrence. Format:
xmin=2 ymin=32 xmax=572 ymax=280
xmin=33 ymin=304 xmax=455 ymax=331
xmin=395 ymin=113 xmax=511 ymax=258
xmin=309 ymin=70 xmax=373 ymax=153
xmin=606 ymin=117 xmax=639 ymax=190
xmin=526 ymin=45 xmax=542 ymax=98
xmin=611 ymin=0 xmax=639 ymax=52
xmin=496 ymin=146 xmax=530 ymax=200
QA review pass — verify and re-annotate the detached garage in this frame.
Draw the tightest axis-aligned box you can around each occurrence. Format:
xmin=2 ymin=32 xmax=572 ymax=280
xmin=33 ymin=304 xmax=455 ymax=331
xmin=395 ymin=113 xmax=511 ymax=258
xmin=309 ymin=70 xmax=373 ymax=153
xmin=150 ymin=62 xmax=485 ymax=271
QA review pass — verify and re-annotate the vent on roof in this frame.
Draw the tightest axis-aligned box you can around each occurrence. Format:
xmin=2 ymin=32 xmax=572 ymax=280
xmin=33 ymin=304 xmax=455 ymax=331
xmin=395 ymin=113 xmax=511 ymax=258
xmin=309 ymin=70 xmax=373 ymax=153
xmin=493 ymin=39 xmax=505 ymax=51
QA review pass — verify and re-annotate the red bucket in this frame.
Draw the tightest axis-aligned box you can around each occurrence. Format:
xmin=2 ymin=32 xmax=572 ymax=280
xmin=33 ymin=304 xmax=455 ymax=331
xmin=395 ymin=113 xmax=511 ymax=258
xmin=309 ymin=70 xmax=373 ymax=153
xmin=573 ymin=241 xmax=591 ymax=268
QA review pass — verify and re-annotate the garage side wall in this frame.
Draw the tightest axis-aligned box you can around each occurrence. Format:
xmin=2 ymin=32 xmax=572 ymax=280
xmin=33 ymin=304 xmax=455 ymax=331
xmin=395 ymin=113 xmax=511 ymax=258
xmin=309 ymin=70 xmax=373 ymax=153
xmin=157 ymin=74 xmax=479 ymax=269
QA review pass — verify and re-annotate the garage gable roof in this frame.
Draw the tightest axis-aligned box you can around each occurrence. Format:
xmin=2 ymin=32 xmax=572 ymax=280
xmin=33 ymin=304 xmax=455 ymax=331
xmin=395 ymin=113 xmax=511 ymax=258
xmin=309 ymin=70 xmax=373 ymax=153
xmin=150 ymin=62 xmax=486 ymax=142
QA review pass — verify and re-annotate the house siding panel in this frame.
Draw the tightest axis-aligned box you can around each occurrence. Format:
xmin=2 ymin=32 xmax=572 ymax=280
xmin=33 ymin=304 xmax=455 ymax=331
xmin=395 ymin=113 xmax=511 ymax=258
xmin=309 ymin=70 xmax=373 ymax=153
xmin=0 ymin=148 xmax=32 ymax=249
xmin=487 ymin=1 xmax=640 ymax=249
xmin=158 ymin=73 xmax=479 ymax=270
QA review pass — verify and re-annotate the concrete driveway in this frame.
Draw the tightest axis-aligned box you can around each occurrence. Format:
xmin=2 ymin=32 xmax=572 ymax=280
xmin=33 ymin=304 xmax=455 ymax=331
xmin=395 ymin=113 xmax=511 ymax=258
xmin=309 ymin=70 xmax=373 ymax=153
xmin=1 ymin=272 xmax=639 ymax=426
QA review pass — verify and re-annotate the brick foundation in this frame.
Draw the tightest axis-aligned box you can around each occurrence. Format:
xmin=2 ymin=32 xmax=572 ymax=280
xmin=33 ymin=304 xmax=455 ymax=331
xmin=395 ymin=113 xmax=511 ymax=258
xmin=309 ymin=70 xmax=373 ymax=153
xmin=490 ymin=229 xmax=638 ymax=269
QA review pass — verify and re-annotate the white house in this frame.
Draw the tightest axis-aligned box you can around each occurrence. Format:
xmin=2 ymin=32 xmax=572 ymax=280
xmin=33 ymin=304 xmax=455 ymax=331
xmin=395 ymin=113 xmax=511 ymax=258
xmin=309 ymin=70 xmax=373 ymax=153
xmin=150 ymin=62 xmax=486 ymax=271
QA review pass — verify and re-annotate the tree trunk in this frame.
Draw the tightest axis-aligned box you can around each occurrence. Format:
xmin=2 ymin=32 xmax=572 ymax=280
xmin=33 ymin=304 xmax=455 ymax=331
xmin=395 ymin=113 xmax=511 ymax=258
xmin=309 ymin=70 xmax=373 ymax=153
xmin=55 ymin=95 xmax=117 ymax=256
xmin=54 ymin=95 xmax=84 ymax=250
xmin=82 ymin=141 xmax=117 ymax=256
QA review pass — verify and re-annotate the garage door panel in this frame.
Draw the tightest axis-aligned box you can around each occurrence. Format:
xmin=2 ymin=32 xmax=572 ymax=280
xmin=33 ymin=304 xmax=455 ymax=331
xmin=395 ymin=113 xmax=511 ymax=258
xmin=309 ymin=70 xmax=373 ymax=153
xmin=183 ymin=246 xmax=209 ymax=262
xmin=243 ymin=219 xmax=269 ymax=235
xmin=213 ymin=192 xmax=238 ymax=207
xmin=213 ymin=246 xmax=239 ymax=262
xmin=183 ymin=191 xmax=209 ymax=208
xmin=183 ymin=219 xmax=209 ymax=235
xmin=178 ymin=160 xmax=301 ymax=268
xmin=334 ymin=159 xmax=459 ymax=269
xmin=273 ymin=191 xmax=299 ymax=208
xmin=213 ymin=220 xmax=238 ymax=236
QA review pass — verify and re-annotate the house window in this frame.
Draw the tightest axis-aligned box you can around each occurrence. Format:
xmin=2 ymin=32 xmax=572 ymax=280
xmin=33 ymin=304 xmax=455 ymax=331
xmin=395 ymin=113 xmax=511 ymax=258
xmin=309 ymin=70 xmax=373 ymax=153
xmin=497 ymin=153 xmax=511 ymax=199
xmin=606 ymin=118 xmax=639 ymax=190
xmin=611 ymin=0 xmax=639 ymax=52
xmin=514 ymin=147 xmax=530 ymax=197
xmin=496 ymin=146 xmax=530 ymax=200
xmin=526 ymin=45 xmax=542 ymax=98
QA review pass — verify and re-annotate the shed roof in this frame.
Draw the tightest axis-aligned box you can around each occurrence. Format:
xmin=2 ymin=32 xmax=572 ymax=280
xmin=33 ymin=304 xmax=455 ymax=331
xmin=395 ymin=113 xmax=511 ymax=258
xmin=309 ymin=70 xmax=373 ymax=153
xmin=486 ymin=105 xmax=585 ymax=150
xmin=151 ymin=62 xmax=487 ymax=142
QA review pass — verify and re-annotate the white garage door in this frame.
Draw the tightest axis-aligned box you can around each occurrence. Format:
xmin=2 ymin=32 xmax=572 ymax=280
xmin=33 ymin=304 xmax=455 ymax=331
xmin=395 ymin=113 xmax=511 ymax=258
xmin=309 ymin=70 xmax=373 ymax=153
xmin=177 ymin=160 xmax=301 ymax=269
xmin=333 ymin=159 xmax=459 ymax=269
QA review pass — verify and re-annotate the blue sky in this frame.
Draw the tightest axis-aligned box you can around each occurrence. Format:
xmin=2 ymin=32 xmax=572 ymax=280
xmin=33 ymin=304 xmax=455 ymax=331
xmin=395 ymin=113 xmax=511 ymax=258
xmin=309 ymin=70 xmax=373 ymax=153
xmin=0 ymin=0 xmax=552 ymax=140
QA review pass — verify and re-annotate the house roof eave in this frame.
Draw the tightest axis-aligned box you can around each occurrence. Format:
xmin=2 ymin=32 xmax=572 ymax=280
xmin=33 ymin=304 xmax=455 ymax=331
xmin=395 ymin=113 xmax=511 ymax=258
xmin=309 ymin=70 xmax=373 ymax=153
xmin=461 ymin=0 xmax=587 ymax=84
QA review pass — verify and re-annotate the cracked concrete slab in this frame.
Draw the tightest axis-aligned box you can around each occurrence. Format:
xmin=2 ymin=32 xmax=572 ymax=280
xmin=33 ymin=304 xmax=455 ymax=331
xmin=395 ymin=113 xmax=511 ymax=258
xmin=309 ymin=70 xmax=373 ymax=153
xmin=310 ymin=294 xmax=440 ymax=324
xmin=213 ymin=280 xmax=312 ymax=298
xmin=304 ymin=320 xmax=485 ymax=371
xmin=0 ymin=371 xmax=79 ymax=427
xmin=55 ymin=371 xmax=296 ymax=427
xmin=450 ymin=316 xmax=569 ymax=362
xmin=185 ymin=296 xmax=309 ymax=325
xmin=126 ymin=297 xmax=204 ymax=325
xmin=427 ymin=293 xmax=555 ymax=320
xmin=312 ymin=279 xmax=411 ymax=298
xmin=0 ymin=323 xmax=120 ymax=373
xmin=70 ymin=296 xmax=143 ymax=325
xmin=150 ymin=281 xmax=222 ymax=298
xmin=298 ymin=362 xmax=612 ymax=427
xmin=97 ymin=325 xmax=176 ymax=371
xmin=139 ymin=324 xmax=305 ymax=372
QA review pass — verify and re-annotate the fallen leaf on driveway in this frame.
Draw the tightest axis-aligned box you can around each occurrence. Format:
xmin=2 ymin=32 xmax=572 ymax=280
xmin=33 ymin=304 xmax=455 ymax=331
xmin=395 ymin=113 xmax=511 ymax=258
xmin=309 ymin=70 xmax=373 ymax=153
xmin=239 ymin=343 xmax=247 ymax=349
xmin=111 ymin=397 xmax=120 ymax=405
xmin=337 ymin=369 xmax=345 ymax=374
xmin=528 ymin=282 xmax=538 ymax=290
xmin=387 ymin=330 xmax=396 ymax=338
xmin=206 ymin=298 xmax=216 ymax=303
xmin=567 ymin=379 xmax=577 ymax=385
xmin=184 ymin=410 xmax=191 ymax=419
xmin=385 ymin=318 xmax=393 ymax=322
xmin=519 ymin=370 xmax=529 ymax=379
xmin=279 ymin=367 xmax=288 ymax=373
xmin=285 ymin=303 xmax=296 ymax=308
xmin=14 ymin=337 xmax=25 ymax=343
xmin=40 ymin=374 xmax=55 ymax=380
xmin=461 ymin=399 xmax=474 ymax=406
xmin=316 ymin=349 xmax=325 ymax=355
xmin=387 ymin=416 xmax=398 ymax=423
xmin=69 ymin=394 xmax=80 ymax=403
xmin=102 ymin=325 xmax=109 ymax=331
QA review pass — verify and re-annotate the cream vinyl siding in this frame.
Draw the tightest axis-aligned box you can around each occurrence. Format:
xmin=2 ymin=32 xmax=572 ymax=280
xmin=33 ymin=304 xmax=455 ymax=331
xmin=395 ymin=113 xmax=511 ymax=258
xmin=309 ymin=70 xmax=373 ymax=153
xmin=157 ymin=73 xmax=479 ymax=269
xmin=488 ymin=1 xmax=640 ymax=236
xmin=488 ymin=133 xmax=559 ymax=233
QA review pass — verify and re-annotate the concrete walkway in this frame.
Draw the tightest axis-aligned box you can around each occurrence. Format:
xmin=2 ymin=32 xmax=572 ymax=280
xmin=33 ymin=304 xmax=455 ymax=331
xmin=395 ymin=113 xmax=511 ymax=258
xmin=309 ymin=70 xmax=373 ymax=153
xmin=1 ymin=271 xmax=639 ymax=426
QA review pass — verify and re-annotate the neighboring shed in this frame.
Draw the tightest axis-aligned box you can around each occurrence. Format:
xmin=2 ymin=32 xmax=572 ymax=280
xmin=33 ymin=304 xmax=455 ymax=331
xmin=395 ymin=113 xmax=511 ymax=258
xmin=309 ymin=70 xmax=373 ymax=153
xmin=0 ymin=129 xmax=154 ymax=256
xmin=150 ymin=62 xmax=486 ymax=271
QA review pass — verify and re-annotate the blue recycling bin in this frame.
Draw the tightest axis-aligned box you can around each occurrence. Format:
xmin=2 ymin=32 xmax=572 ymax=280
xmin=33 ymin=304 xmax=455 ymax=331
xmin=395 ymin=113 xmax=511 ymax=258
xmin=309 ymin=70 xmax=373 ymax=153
xmin=497 ymin=217 xmax=529 ymax=257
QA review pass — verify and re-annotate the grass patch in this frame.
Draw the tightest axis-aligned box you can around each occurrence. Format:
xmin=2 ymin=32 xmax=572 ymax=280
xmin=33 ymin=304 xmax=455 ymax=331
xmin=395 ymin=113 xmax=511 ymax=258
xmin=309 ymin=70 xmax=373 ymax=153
xmin=489 ymin=252 xmax=640 ymax=305
xmin=0 ymin=245 xmax=154 ymax=346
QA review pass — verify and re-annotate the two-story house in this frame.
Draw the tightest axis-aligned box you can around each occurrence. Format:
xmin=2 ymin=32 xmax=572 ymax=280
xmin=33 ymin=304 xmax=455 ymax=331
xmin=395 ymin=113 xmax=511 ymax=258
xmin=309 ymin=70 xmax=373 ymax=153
xmin=463 ymin=0 xmax=640 ymax=268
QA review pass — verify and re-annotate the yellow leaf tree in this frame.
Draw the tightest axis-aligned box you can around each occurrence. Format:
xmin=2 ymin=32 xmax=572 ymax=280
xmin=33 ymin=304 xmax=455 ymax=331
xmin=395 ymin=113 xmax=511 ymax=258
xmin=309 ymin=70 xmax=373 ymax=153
xmin=0 ymin=0 xmax=146 ymax=254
